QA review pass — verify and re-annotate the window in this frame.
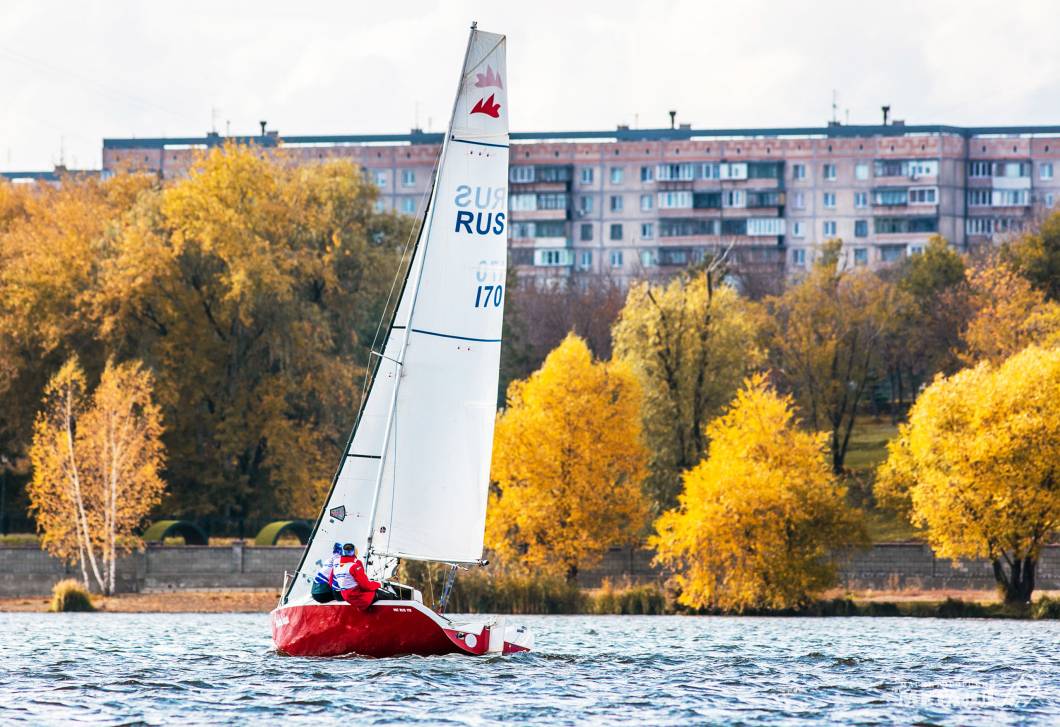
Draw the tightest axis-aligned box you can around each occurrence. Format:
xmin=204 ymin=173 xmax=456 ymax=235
xmin=793 ymin=248 xmax=806 ymax=266
xmin=823 ymin=192 xmax=836 ymax=208
xmin=792 ymin=191 xmax=805 ymax=209
xmin=875 ymin=217 xmax=938 ymax=234
xmin=610 ymin=223 xmax=623 ymax=241
xmin=400 ymin=196 xmax=416 ymax=214
xmin=640 ymin=194 xmax=654 ymax=211
xmin=373 ymin=170 xmax=388 ymax=188
xmin=969 ymin=161 xmax=991 ymax=178
xmin=746 ymin=218 xmax=785 ymax=236
xmin=657 ymin=163 xmax=695 ymax=181
xmin=909 ymin=187 xmax=937 ymax=205
xmin=854 ymin=248 xmax=869 ymax=266
xmin=823 ymin=163 xmax=837 ymax=180
xmin=537 ymin=193 xmax=568 ymax=210
xmin=579 ymin=250 xmax=592 ymax=269
xmin=509 ymin=193 xmax=537 ymax=211
xmin=723 ymin=190 xmax=745 ymax=208
xmin=908 ymin=244 xmax=925 ymax=255
xmin=698 ymin=163 xmax=720 ymax=179
xmin=748 ymin=162 xmax=782 ymax=179
xmin=580 ymin=167 xmax=594 ymax=184
xmin=401 ymin=169 xmax=416 ymax=187
xmin=511 ymin=221 xmax=534 ymax=238
xmin=1040 ymin=162 xmax=1054 ymax=180
xmin=1047 ymin=193 xmax=1056 ymax=208
xmin=580 ymin=223 xmax=593 ymax=241
xmin=792 ymin=221 xmax=805 ymax=238
xmin=855 ymin=162 xmax=869 ymax=180
xmin=609 ymin=195 xmax=623 ymax=212
xmin=510 ymin=166 xmax=534 ymax=183
xmin=579 ymin=195 xmax=593 ymax=214
xmin=823 ymin=220 xmax=837 ymax=237
xmin=992 ymin=189 xmax=1029 ymax=206
xmin=641 ymin=222 xmax=654 ymax=239
xmin=879 ymin=244 xmax=905 ymax=263
xmin=610 ymin=167 xmax=624 ymax=184
xmin=610 ymin=250 xmax=624 ymax=268
xmin=966 ymin=218 xmax=995 ymax=235
xmin=640 ymin=165 xmax=654 ymax=182
xmin=854 ymin=191 xmax=868 ymax=208
xmin=995 ymin=161 xmax=1030 ymax=178
xmin=874 ymin=188 xmax=908 ymax=206
xmin=854 ymin=220 xmax=868 ymax=237
xmin=373 ymin=199 xmax=386 ymax=213
xmin=660 ymin=219 xmax=718 ymax=237
xmin=792 ymin=163 xmax=806 ymax=180
xmin=968 ymin=189 xmax=991 ymax=206
xmin=640 ymin=250 xmax=655 ymax=267
xmin=719 ymin=163 xmax=748 ymax=180
xmin=657 ymin=191 xmax=692 ymax=209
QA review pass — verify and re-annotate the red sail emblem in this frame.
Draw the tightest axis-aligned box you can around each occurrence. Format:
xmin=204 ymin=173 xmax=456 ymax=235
xmin=470 ymin=94 xmax=501 ymax=118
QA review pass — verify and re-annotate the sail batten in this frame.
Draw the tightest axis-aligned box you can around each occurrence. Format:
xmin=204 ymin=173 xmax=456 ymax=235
xmin=285 ymin=28 xmax=508 ymax=600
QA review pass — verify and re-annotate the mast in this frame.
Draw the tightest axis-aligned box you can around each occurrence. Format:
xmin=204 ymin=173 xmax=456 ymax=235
xmin=363 ymin=23 xmax=480 ymax=566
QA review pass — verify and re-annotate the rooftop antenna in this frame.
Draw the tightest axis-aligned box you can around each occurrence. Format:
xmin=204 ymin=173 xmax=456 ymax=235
xmin=414 ymin=101 xmax=420 ymax=130
xmin=225 ymin=119 xmax=231 ymax=137
xmin=259 ymin=120 xmax=267 ymax=136
xmin=845 ymin=108 xmax=850 ymax=125
xmin=59 ymin=136 xmax=65 ymax=167
xmin=831 ymin=89 xmax=838 ymax=124
xmin=211 ymin=106 xmax=218 ymax=134
xmin=881 ymin=105 xmax=891 ymax=125
xmin=668 ymin=109 xmax=676 ymax=129
xmin=634 ymin=112 xmax=639 ymax=129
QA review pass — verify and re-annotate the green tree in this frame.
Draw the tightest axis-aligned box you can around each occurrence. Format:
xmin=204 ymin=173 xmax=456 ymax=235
xmin=767 ymin=242 xmax=901 ymax=472
xmin=612 ymin=270 xmax=763 ymax=510
xmin=1003 ymin=209 xmax=1060 ymax=301
xmin=652 ymin=375 xmax=865 ymax=612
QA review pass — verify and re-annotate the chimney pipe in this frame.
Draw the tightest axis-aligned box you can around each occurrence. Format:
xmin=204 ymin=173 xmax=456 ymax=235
xmin=881 ymin=105 xmax=890 ymax=126
xmin=668 ymin=110 xmax=677 ymax=129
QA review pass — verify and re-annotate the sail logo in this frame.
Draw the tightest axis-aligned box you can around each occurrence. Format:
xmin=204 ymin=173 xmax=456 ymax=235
xmin=454 ymin=184 xmax=506 ymax=236
xmin=475 ymin=66 xmax=503 ymax=89
xmin=470 ymin=94 xmax=501 ymax=118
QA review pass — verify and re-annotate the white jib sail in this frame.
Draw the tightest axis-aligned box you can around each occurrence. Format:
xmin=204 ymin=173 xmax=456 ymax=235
xmin=286 ymin=28 xmax=508 ymax=600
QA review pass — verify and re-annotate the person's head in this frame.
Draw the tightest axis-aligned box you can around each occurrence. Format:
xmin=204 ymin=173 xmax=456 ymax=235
xmin=342 ymin=543 xmax=357 ymax=558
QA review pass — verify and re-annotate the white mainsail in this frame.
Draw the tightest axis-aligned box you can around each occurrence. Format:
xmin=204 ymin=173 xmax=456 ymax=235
xmin=286 ymin=27 xmax=508 ymax=601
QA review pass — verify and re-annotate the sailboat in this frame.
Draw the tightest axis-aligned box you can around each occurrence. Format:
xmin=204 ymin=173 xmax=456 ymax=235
xmin=271 ymin=25 xmax=532 ymax=658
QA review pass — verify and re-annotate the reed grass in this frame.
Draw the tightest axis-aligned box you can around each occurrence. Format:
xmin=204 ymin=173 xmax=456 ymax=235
xmin=50 ymin=579 xmax=95 ymax=612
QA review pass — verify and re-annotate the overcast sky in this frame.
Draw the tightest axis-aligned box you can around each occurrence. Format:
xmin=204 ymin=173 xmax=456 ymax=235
xmin=2 ymin=0 xmax=1058 ymax=171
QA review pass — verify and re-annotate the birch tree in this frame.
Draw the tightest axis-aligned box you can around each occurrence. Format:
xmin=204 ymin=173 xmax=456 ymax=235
xmin=28 ymin=357 xmax=165 ymax=594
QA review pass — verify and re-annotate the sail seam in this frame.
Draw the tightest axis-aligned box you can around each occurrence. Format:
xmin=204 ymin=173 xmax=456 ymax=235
xmin=451 ymin=136 xmax=509 ymax=149
xmin=411 ymin=328 xmax=502 ymax=343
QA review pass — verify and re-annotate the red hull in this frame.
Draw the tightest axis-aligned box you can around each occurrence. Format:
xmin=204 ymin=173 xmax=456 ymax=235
xmin=271 ymin=601 xmax=529 ymax=658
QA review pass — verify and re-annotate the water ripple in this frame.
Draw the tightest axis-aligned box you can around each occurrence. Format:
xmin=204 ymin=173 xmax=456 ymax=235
xmin=0 ymin=613 xmax=1057 ymax=725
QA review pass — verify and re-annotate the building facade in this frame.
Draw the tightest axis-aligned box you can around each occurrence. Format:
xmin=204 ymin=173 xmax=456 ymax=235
xmin=95 ymin=123 xmax=1060 ymax=280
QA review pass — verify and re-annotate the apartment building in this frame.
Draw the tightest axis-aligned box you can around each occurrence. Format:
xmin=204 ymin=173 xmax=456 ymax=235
xmin=93 ymin=123 xmax=1060 ymax=280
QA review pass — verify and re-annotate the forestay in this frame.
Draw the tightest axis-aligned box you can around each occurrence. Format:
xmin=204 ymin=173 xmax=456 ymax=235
xmin=286 ymin=28 xmax=508 ymax=601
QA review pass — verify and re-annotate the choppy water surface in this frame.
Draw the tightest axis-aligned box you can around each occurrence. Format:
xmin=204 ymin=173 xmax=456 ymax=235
xmin=0 ymin=614 xmax=1057 ymax=725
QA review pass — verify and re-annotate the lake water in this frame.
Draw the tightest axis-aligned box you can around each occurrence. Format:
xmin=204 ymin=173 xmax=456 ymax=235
xmin=0 ymin=613 xmax=1056 ymax=725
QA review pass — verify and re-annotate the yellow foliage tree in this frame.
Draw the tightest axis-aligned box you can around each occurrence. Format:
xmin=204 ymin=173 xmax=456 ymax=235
xmin=959 ymin=260 xmax=1060 ymax=365
xmin=486 ymin=333 xmax=649 ymax=579
xmin=612 ymin=270 xmax=763 ymax=509
xmin=876 ymin=345 xmax=1060 ymax=604
xmin=29 ymin=357 xmax=165 ymax=594
xmin=652 ymin=375 xmax=866 ymax=612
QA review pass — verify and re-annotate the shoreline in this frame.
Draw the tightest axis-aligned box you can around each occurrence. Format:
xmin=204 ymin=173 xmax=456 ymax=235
xmin=2 ymin=588 xmax=1057 ymax=616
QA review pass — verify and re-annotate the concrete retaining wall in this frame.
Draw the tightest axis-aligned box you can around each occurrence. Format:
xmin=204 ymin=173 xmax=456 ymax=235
xmin=2 ymin=543 xmax=1058 ymax=597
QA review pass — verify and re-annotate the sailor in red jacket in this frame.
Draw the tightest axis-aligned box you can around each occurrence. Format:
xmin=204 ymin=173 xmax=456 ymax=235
xmin=333 ymin=543 xmax=381 ymax=609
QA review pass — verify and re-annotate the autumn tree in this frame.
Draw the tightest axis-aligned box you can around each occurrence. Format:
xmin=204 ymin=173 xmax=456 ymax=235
xmin=486 ymin=334 xmax=649 ymax=580
xmin=958 ymin=259 xmax=1060 ymax=365
xmin=652 ymin=375 xmax=865 ymax=612
xmin=1003 ymin=209 xmax=1060 ymax=301
xmin=612 ymin=269 xmax=763 ymax=509
xmin=876 ymin=346 xmax=1060 ymax=604
xmin=28 ymin=357 xmax=165 ymax=594
xmin=767 ymin=241 xmax=902 ymax=472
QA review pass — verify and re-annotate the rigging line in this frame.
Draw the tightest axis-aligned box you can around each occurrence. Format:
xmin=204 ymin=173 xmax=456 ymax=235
xmin=461 ymin=35 xmax=505 ymax=79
